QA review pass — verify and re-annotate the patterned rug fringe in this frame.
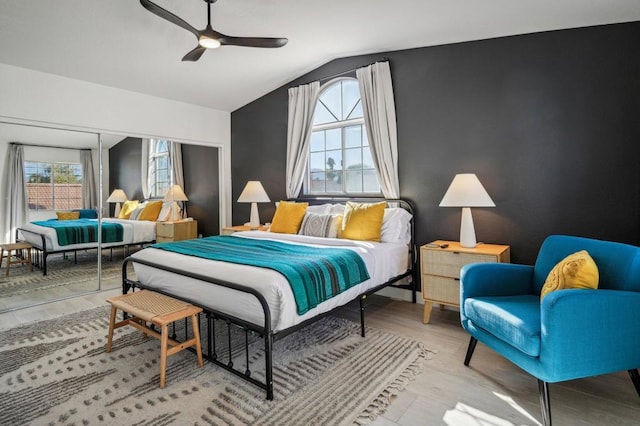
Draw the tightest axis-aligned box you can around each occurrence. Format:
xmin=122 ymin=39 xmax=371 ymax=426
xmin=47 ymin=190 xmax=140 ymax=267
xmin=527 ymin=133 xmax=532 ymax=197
xmin=354 ymin=344 xmax=433 ymax=424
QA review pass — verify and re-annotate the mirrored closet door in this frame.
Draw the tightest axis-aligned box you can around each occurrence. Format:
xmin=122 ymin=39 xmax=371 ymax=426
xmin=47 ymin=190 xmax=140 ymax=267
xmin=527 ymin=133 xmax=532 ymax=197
xmin=0 ymin=122 xmax=103 ymax=313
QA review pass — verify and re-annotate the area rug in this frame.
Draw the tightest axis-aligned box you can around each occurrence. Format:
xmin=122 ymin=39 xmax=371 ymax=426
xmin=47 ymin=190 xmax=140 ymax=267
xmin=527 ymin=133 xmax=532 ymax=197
xmin=0 ymin=251 xmax=129 ymax=298
xmin=0 ymin=305 xmax=430 ymax=425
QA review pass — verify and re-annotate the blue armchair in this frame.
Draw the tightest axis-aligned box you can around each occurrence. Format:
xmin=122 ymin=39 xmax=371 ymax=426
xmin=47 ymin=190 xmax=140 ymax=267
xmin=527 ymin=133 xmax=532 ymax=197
xmin=460 ymin=235 xmax=640 ymax=425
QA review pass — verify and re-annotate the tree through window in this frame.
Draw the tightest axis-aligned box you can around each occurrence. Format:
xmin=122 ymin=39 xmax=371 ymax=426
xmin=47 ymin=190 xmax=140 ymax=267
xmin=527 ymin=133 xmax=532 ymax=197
xmin=148 ymin=139 xmax=172 ymax=198
xmin=306 ymin=78 xmax=380 ymax=194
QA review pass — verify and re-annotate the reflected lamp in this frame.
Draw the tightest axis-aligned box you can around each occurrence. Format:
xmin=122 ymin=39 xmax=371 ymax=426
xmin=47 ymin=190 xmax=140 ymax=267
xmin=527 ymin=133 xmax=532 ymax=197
xmin=106 ymin=189 xmax=128 ymax=218
xmin=164 ymin=184 xmax=189 ymax=221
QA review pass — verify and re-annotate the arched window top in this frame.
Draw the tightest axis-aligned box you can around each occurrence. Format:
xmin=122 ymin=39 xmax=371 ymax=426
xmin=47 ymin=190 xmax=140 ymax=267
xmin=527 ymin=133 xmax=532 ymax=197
xmin=313 ymin=78 xmax=363 ymax=126
xmin=153 ymin=139 xmax=169 ymax=154
xmin=305 ymin=78 xmax=380 ymax=195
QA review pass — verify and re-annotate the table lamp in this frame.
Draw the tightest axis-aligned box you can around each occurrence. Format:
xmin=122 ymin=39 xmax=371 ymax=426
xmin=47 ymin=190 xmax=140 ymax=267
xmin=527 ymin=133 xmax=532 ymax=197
xmin=164 ymin=184 xmax=189 ymax=221
xmin=106 ymin=189 xmax=128 ymax=218
xmin=237 ymin=181 xmax=270 ymax=228
xmin=439 ymin=174 xmax=495 ymax=248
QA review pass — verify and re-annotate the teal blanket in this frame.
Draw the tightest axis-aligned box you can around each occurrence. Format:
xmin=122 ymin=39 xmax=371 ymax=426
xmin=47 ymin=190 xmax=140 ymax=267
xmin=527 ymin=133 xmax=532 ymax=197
xmin=32 ymin=219 xmax=124 ymax=246
xmin=152 ymin=236 xmax=370 ymax=315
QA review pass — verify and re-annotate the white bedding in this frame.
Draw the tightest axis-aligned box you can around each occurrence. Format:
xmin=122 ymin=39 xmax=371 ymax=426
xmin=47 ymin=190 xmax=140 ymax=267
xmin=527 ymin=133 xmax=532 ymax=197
xmin=19 ymin=218 xmax=157 ymax=251
xmin=131 ymin=231 xmax=409 ymax=332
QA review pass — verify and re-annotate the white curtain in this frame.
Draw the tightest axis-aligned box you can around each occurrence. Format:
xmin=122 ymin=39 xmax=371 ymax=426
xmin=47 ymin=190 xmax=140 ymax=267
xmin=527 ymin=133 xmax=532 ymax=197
xmin=286 ymin=81 xmax=320 ymax=198
xmin=2 ymin=144 xmax=28 ymax=243
xmin=356 ymin=62 xmax=400 ymax=198
xmin=169 ymin=141 xmax=186 ymax=217
xmin=140 ymin=138 xmax=151 ymax=199
xmin=80 ymin=149 xmax=97 ymax=209
xmin=170 ymin=141 xmax=184 ymax=190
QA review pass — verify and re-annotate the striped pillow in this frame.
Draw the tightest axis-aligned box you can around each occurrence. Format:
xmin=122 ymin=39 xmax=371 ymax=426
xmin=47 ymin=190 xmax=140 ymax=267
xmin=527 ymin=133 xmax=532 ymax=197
xmin=298 ymin=213 xmax=341 ymax=238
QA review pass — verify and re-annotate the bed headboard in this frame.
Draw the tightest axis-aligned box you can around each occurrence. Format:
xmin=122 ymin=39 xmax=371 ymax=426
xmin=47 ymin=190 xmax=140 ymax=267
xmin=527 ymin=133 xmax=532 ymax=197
xmin=288 ymin=196 xmax=417 ymax=302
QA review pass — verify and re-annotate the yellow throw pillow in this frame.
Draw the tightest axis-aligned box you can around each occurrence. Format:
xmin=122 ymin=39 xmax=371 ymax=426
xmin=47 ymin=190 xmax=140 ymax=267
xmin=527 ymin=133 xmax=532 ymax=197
xmin=540 ymin=250 xmax=599 ymax=300
xmin=270 ymin=201 xmax=308 ymax=234
xmin=138 ymin=200 xmax=164 ymax=221
xmin=56 ymin=211 xmax=80 ymax=221
xmin=118 ymin=200 xmax=139 ymax=219
xmin=339 ymin=201 xmax=386 ymax=242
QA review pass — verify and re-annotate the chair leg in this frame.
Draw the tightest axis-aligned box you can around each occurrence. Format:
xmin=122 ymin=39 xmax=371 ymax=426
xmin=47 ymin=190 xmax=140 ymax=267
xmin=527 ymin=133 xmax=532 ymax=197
xmin=538 ymin=379 xmax=552 ymax=426
xmin=464 ymin=336 xmax=478 ymax=366
xmin=629 ymin=369 xmax=640 ymax=398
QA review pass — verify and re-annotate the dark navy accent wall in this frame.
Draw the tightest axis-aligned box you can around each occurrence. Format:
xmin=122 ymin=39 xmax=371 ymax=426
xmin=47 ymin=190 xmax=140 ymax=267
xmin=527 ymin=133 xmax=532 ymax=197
xmin=232 ymin=22 xmax=640 ymax=265
xmin=109 ymin=139 xmax=220 ymax=235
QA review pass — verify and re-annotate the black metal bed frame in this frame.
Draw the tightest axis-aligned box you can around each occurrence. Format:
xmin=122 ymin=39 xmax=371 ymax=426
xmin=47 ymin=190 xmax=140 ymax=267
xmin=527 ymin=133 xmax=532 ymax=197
xmin=16 ymin=227 xmax=153 ymax=276
xmin=121 ymin=197 xmax=417 ymax=400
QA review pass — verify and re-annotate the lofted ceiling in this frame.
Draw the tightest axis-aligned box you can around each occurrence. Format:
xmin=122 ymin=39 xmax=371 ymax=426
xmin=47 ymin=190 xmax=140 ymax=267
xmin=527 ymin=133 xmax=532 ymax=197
xmin=1 ymin=0 xmax=639 ymax=113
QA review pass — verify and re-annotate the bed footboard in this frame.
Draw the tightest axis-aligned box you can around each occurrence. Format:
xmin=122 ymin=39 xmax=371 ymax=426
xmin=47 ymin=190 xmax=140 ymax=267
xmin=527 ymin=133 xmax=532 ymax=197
xmin=122 ymin=256 xmax=275 ymax=400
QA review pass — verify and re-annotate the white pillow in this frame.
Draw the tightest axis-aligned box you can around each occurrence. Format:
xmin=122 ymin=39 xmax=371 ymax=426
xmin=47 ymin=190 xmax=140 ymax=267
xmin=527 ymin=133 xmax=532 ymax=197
xmin=298 ymin=213 xmax=340 ymax=238
xmin=156 ymin=201 xmax=173 ymax=222
xmin=380 ymin=208 xmax=412 ymax=244
xmin=128 ymin=203 xmax=147 ymax=221
xmin=306 ymin=204 xmax=333 ymax=215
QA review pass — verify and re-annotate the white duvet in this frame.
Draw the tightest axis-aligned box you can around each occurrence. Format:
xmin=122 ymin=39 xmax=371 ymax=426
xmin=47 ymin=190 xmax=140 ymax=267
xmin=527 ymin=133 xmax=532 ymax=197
xmin=19 ymin=218 xmax=157 ymax=251
xmin=131 ymin=231 xmax=409 ymax=332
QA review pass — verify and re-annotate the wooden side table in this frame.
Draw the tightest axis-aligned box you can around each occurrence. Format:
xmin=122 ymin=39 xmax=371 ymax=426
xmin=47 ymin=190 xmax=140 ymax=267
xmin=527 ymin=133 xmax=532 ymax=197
xmin=421 ymin=240 xmax=510 ymax=323
xmin=106 ymin=290 xmax=204 ymax=388
xmin=0 ymin=242 xmax=33 ymax=276
xmin=156 ymin=220 xmax=198 ymax=242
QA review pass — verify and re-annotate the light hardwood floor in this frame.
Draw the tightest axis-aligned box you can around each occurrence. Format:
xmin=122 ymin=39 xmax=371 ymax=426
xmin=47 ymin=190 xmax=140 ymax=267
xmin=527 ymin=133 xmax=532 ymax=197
xmin=1 ymin=292 xmax=638 ymax=425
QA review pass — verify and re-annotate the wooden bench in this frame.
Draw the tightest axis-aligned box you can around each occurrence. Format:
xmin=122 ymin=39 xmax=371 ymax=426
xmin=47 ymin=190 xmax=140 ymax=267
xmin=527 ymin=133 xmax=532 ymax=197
xmin=106 ymin=290 xmax=204 ymax=388
xmin=0 ymin=242 xmax=33 ymax=276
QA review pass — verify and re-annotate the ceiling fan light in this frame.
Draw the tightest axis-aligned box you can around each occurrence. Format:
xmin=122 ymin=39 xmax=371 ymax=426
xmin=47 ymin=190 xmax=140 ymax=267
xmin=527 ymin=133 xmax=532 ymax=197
xmin=199 ymin=36 xmax=221 ymax=48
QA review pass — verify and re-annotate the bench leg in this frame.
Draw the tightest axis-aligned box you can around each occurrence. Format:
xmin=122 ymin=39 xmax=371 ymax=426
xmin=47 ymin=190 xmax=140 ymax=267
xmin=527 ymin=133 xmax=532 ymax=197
xmin=160 ymin=324 xmax=169 ymax=388
xmin=106 ymin=305 xmax=117 ymax=353
xmin=191 ymin=314 xmax=204 ymax=368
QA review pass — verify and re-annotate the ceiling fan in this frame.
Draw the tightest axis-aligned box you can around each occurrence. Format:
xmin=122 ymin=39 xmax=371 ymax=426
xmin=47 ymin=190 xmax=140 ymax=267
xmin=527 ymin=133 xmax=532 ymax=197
xmin=140 ymin=0 xmax=288 ymax=62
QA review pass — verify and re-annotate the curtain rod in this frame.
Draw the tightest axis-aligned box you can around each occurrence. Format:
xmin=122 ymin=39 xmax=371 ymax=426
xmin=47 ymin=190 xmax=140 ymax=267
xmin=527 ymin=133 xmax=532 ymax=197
xmin=12 ymin=142 xmax=92 ymax=151
xmin=290 ymin=58 xmax=389 ymax=88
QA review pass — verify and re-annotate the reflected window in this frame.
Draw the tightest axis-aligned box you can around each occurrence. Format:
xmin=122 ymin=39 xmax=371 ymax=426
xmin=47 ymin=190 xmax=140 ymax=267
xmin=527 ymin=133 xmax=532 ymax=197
xmin=24 ymin=161 xmax=83 ymax=211
xmin=148 ymin=139 xmax=172 ymax=198
xmin=306 ymin=78 xmax=380 ymax=194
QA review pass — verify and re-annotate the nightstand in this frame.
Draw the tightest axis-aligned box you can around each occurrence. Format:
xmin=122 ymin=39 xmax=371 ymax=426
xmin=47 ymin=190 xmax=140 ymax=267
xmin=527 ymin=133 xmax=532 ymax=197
xmin=421 ymin=240 xmax=510 ymax=323
xmin=156 ymin=220 xmax=198 ymax=242
xmin=221 ymin=225 xmax=268 ymax=235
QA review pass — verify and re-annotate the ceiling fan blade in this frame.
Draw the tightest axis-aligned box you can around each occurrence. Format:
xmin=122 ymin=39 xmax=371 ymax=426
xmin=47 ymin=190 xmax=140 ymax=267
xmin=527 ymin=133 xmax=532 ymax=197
xmin=140 ymin=0 xmax=200 ymax=39
xmin=182 ymin=46 xmax=207 ymax=62
xmin=219 ymin=36 xmax=288 ymax=48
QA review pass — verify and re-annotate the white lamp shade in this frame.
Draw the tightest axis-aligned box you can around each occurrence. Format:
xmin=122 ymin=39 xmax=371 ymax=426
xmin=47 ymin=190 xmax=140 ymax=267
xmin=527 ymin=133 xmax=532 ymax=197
xmin=439 ymin=174 xmax=495 ymax=207
xmin=164 ymin=184 xmax=188 ymax=202
xmin=106 ymin=189 xmax=128 ymax=203
xmin=237 ymin=181 xmax=270 ymax=203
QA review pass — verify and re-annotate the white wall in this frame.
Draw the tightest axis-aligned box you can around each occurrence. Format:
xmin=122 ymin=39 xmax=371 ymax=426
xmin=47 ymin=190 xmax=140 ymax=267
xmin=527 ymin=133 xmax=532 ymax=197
xmin=0 ymin=63 xmax=232 ymax=240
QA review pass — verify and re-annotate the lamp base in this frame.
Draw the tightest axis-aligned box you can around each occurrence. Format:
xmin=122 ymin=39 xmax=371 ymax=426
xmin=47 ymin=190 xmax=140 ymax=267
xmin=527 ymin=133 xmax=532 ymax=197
xmin=459 ymin=207 xmax=477 ymax=248
xmin=248 ymin=202 xmax=260 ymax=228
xmin=113 ymin=202 xmax=122 ymax=218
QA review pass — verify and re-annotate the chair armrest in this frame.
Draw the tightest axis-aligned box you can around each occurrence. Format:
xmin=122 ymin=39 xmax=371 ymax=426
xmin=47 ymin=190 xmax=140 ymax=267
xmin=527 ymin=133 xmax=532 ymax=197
xmin=541 ymin=289 xmax=640 ymax=379
xmin=460 ymin=263 xmax=535 ymax=300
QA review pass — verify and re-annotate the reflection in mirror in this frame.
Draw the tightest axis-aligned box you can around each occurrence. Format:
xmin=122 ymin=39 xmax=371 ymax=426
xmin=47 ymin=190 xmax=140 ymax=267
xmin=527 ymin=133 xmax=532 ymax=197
xmin=0 ymin=122 xmax=111 ymax=313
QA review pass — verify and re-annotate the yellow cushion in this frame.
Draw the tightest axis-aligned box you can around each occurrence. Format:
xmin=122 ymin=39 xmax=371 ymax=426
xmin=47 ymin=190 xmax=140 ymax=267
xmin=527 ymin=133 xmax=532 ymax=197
xmin=339 ymin=201 xmax=386 ymax=242
xmin=270 ymin=201 xmax=308 ymax=234
xmin=56 ymin=211 xmax=80 ymax=221
xmin=540 ymin=250 xmax=599 ymax=300
xmin=118 ymin=200 xmax=139 ymax=219
xmin=138 ymin=200 xmax=163 ymax=221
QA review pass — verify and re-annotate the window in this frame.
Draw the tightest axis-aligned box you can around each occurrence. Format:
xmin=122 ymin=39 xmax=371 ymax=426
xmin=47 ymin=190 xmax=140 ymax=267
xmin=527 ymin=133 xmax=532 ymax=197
xmin=306 ymin=78 xmax=380 ymax=194
xmin=148 ymin=139 xmax=172 ymax=198
xmin=24 ymin=161 xmax=83 ymax=211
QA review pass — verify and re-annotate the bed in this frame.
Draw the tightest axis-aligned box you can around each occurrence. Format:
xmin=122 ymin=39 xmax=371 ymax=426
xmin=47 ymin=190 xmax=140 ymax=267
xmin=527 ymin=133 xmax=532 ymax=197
xmin=122 ymin=197 xmax=416 ymax=399
xmin=17 ymin=218 xmax=156 ymax=275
